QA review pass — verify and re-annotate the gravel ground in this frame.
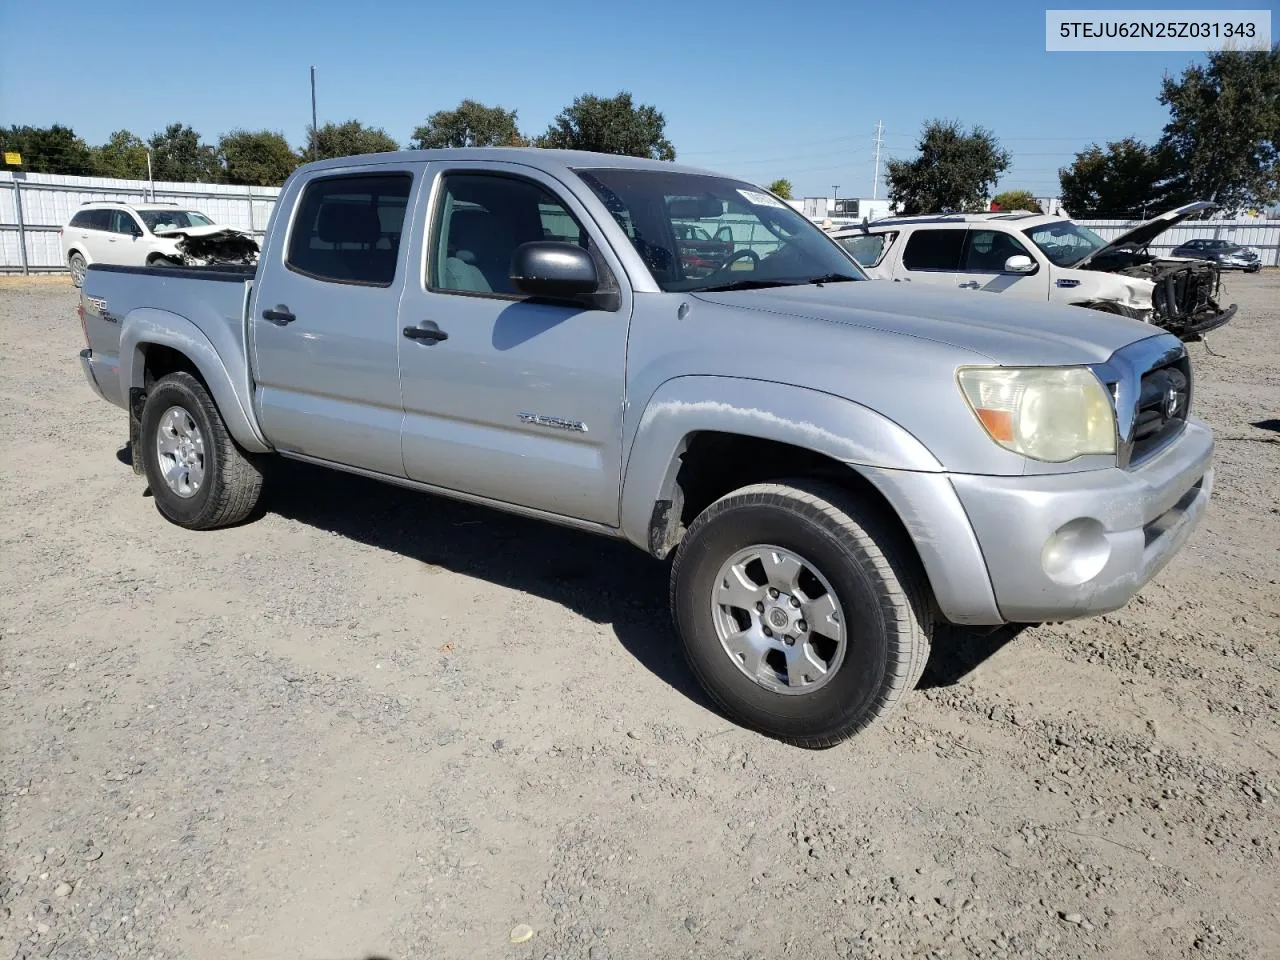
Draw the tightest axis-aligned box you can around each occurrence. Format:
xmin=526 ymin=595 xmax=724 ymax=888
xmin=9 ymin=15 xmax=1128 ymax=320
xmin=1 ymin=272 xmax=1277 ymax=960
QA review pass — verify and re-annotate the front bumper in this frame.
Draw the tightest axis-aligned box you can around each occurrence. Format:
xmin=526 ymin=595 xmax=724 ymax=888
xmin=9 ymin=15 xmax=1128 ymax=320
xmin=948 ymin=418 xmax=1213 ymax=622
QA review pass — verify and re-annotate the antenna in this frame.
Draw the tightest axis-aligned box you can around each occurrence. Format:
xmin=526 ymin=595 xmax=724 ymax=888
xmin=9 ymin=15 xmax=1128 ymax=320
xmin=871 ymin=120 xmax=885 ymax=200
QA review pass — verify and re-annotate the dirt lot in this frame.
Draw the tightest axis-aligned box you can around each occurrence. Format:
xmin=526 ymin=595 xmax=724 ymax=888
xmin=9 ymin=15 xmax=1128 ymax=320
xmin=1 ymin=272 xmax=1277 ymax=960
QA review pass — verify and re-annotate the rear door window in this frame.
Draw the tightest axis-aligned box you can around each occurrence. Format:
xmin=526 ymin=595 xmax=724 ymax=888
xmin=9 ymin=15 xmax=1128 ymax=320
xmin=901 ymin=229 xmax=965 ymax=271
xmin=286 ymin=173 xmax=413 ymax=286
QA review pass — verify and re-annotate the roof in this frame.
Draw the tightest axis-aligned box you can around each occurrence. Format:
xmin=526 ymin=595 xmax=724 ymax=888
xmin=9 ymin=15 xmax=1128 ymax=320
xmin=296 ymin=146 xmax=723 ymax=179
xmin=830 ymin=210 xmax=1064 ymax=235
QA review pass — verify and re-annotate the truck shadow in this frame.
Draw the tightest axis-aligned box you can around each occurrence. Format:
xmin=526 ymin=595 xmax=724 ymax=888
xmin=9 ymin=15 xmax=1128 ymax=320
xmin=253 ymin=459 xmax=1012 ymax=715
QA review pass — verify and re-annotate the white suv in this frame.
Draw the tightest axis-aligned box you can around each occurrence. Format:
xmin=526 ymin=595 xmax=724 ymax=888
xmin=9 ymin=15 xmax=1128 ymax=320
xmin=831 ymin=202 xmax=1236 ymax=339
xmin=61 ymin=202 xmax=225 ymax=286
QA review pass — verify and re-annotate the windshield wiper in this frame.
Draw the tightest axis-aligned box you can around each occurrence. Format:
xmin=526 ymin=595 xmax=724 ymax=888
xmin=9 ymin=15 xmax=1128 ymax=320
xmin=806 ymin=273 xmax=859 ymax=285
xmin=696 ymin=279 xmax=801 ymax=292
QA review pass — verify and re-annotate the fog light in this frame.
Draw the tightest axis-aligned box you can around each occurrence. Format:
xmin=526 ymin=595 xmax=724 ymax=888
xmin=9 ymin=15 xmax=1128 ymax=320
xmin=1042 ymin=518 xmax=1111 ymax=586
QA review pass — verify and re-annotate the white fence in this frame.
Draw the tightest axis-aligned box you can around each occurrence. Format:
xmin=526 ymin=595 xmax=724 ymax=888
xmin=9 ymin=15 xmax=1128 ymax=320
xmin=0 ymin=171 xmax=280 ymax=273
xmin=2 ymin=171 xmax=1278 ymax=272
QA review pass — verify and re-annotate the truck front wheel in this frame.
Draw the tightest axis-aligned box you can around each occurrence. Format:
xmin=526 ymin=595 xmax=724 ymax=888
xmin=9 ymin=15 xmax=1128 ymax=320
xmin=670 ymin=480 xmax=933 ymax=748
xmin=139 ymin=372 xmax=263 ymax=529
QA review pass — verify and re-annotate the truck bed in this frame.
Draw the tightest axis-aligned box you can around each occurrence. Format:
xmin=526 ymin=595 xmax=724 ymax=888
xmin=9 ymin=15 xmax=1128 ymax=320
xmin=89 ymin=262 xmax=257 ymax=283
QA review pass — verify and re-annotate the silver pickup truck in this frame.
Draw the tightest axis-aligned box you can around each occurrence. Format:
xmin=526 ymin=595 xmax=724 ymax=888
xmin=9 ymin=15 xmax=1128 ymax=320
xmin=77 ymin=148 xmax=1214 ymax=747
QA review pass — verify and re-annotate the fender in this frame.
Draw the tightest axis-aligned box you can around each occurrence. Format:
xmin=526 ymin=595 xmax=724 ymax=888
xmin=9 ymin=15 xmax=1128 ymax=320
xmin=120 ymin=308 xmax=272 ymax=454
xmin=618 ymin=375 xmax=943 ymax=550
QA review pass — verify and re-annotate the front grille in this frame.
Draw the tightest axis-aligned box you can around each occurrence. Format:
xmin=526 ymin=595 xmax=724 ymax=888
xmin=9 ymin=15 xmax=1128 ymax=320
xmin=1131 ymin=356 xmax=1191 ymax=463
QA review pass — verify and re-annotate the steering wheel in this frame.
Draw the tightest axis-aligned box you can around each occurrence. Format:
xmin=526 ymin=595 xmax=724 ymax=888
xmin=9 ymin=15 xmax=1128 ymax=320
xmin=709 ymin=248 xmax=760 ymax=277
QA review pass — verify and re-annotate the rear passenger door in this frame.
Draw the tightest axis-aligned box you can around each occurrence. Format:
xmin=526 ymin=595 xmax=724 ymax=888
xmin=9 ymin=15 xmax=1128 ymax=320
xmin=954 ymin=228 xmax=1049 ymax=300
xmin=250 ymin=168 xmax=417 ymax=476
xmin=76 ymin=210 xmax=114 ymax=262
xmin=890 ymin=228 xmax=964 ymax=289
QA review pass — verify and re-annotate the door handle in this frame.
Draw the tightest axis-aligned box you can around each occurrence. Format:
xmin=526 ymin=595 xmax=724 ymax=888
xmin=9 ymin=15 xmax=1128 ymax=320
xmin=403 ymin=321 xmax=448 ymax=343
xmin=261 ymin=305 xmax=296 ymax=325
xmin=958 ymin=281 xmax=980 ymax=289
xmin=894 ymin=277 xmax=910 ymax=282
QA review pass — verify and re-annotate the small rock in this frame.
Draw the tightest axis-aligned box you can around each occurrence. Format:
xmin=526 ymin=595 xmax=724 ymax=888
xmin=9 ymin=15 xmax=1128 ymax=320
xmin=491 ymin=740 xmax=505 ymax=751
xmin=626 ymin=731 xmax=640 ymax=740
xmin=684 ymin=916 xmax=699 ymax=933
xmin=81 ymin=848 xmax=103 ymax=862
xmin=510 ymin=923 xmax=535 ymax=944
xmin=36 ymin=922 xmax=50 ymax=935
xmin=1060 ymin=912 xmax=1084 ymax=925
xmin=54 ymin=882 xmax=73 ymax=897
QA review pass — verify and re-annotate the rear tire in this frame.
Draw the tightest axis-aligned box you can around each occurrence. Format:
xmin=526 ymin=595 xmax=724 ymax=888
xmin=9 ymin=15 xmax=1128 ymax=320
xmin=68 ymin=252 xmax=87 ymax=287
xmin=670 ymin=479 xmax=933 ymax=748
xmin=139 ymin=372 xmax=263 ymax=530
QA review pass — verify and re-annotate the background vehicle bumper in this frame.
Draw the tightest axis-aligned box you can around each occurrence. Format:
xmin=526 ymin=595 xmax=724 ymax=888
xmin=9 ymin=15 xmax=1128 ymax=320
xmin=79 ymin=348 xmax=125 ymax=409
xmin=949 ymin=418 xmax=1213 ymax=622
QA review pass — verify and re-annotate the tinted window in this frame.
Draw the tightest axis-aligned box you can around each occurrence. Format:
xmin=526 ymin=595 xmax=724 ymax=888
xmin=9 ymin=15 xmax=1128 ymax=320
xmin=901 ymin=229 xmax=965 ymax=271
xmin=960 ymin=229 xmax=1032 ymax=271
xmin=430 ymin=173 xmax=590 ymax=296
xmin=287 ymin=173 xmax=412 ymax=286
xmin=69 ymin=211 xmax=94 ymax=228
xmin=110 ymin=210 xmax=139 ymax=235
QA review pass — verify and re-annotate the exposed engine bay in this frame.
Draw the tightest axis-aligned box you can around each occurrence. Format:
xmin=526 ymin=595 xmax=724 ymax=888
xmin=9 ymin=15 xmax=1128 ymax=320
xmin=172 ymin=229 xmax=260 ymax=267
xmin=1082 ymin=248 xmax=1232 ymax=339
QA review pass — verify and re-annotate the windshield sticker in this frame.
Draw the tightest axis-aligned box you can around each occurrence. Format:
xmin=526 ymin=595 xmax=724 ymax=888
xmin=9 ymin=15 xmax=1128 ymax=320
xmin=737 ymin=189 xmax=787 ymax=209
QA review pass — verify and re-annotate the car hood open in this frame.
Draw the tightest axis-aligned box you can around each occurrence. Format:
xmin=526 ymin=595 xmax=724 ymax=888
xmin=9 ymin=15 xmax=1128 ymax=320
xmin=1075 ymin=200 xmax=1217 ymax=267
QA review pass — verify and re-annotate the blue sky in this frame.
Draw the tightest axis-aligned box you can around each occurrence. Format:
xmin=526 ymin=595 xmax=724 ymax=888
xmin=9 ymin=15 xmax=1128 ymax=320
xmin=0 ymin=0 xmax=1236 ymax=198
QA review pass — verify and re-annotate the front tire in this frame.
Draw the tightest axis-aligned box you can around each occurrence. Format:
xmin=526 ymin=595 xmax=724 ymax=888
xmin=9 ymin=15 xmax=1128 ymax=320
xmin=139 ymin=372 xmax=263 ymax=529
xmin=670 ymin=480 xmax=933 ymax=748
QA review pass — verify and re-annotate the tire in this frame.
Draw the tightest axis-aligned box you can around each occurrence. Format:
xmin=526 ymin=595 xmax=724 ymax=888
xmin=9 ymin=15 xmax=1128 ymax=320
xmin=139 ymin=371 xmax=263 ymax=530
xmin=68 ymin=252 xmax=87 ymax=287
xmin=670 ymin=479 xmax=933 ymax=749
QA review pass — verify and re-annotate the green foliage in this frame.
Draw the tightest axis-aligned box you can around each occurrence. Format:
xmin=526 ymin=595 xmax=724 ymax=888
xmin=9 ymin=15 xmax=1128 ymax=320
xmin=886 ymin=120 xmax=1010 ymax=215
xmin=411 ymin=100 xmax=525 ymax=149
xmin=767 ymin=178 xmax=794 ymax=200
xmin=1157 ymin=43 xmax=1280 ymax=210
xmin=218 ymin=129 xmax=299 ymax=186
xmin=538 ymin=92 xmax=675 ymax=160
xmin=304 ymin=120 xmax=400 ymax=160
xmin=91 ymin=130 xmax=149 ymax=180
xmin=990 ymin=190 xmax=1041 ymax=213
xmin=1058 ymin=138 xmax=1170 ymax=218
xmin=0 ymin=124 xmax=94 ymax=175
xmin=148 ymin=123 xmax=220 ymax=183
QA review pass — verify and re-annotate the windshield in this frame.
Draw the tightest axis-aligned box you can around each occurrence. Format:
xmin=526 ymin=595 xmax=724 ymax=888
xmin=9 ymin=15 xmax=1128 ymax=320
xmin=572 ymin=168 xmax=865 ymax=292
xmin=139 ymin=209 xmax=215 ymax=232
xmin=1023 ymin=220 xmax=1109 ymax=267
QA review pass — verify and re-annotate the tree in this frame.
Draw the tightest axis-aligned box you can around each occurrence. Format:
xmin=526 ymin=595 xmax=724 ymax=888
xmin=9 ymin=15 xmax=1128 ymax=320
xmin=411 ymin=100 xmax=525 ymax=149
xmin=304 ymin=120 xmax=400 ymax=160
xmin=1156 ymin=43 xmax=1280 ymax=211
xmin=91 ymin=130 xmax=149 ymax=180
xmin=148 ymin=123 xmax=220 ymax=182
xmin=0 ymin=124 xmax=94 ymax=175
xmin=1058 ymin=138 xmax=1170 ymax=218
xmin=767 ymin=178 xmax=794 ymax=200
xmin=990 ymin=189 xmax=1042 ymax=213
xmin=886 ymin=119 xmax=1010 ymax=215
xmin=538 ymin=92 xmax=675 ymax=160
xmin=218 ymin=129 xmax=299 ymax=186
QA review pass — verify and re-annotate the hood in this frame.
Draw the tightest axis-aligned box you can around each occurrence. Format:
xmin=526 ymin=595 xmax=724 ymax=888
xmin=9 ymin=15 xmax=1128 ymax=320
xmin=693 ymin=280 xmax=1160 ymax=366
xmin=1076 ymin=200 xmax=1216 ymax=267
xmin=152 ymin=224 xmax=247 ymax=239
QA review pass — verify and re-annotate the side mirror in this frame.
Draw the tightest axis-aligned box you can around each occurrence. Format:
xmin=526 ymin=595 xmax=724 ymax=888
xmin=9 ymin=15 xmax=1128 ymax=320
xmin=510 ymin=241 xmax=599 ymax=301
xmin=1004 ymin=254 xmax=1036 ymax=273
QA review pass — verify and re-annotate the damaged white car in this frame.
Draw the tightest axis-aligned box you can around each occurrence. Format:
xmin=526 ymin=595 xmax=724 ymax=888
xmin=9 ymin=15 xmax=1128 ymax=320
xmin=831 ymin=201 xmax=1236 ymax=339
xmin=62 ymin=202 xmax=259 ymax=286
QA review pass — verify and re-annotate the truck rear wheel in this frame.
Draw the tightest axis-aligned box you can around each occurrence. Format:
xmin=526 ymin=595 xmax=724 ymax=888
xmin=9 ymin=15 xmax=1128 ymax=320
xmin=139 ymin=372 xmax=263 ymax=530
xmin=669 ymin=479 xmax=933 ymax=748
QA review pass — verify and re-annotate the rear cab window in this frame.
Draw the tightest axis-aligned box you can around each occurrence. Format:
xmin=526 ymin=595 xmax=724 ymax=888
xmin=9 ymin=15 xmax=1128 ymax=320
xmin=901 ymin=229 xmax=965 ymax=271
xmin=286 ymin=172 xmax=413 ymax=286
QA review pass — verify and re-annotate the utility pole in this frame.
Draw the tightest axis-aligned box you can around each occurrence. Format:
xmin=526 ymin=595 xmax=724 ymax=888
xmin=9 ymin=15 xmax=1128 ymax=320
xmin=310 ymin=66 xmax=318 ymax=161
xmin=871 ymin=120 xmax=885 ymax=200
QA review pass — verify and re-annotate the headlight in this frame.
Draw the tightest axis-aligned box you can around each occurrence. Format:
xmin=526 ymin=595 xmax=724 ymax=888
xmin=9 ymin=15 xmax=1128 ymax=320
xmin=957 ymin=366 xmax=1116 ymax=462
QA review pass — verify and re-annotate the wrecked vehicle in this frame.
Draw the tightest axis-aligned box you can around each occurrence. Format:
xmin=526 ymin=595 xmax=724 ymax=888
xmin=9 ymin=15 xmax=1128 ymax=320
xmin=831 ymin=201 xmax=1236 ymax=339
xmin=61 ymin=201 xmax=258 ymax=286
